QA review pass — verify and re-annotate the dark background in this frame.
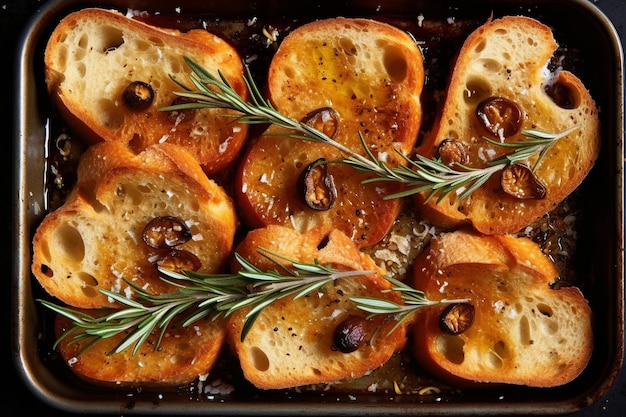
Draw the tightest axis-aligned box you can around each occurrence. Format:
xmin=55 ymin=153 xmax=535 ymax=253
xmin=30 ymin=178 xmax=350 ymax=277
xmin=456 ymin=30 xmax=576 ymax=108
xmin=3 ymin=0 xmax=624 ymax=415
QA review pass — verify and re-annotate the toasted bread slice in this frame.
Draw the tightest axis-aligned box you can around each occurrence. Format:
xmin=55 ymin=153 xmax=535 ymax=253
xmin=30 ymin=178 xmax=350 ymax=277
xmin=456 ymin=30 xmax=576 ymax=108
xmin=235 ymin=17 xmax=424 ymax=247
xmin=31 ymin=142 xmax=237 ymax=309
xmin=44 ymin=8 xmax=248 ymax=174
xmin=226 ymin=225 xmax=407 ymax=389
xmin=411 ymin=229 xmax=593 ymax=387
xmin=415 ymin=16 xmax=601 ymax=234
xmin=54 ymin=312 xmax=226 ymax=385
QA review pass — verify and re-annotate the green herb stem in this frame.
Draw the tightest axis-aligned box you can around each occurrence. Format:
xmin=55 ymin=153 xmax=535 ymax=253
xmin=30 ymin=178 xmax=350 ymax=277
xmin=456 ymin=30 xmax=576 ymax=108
xmin=162 ymin=57 xmax=577 ymax=203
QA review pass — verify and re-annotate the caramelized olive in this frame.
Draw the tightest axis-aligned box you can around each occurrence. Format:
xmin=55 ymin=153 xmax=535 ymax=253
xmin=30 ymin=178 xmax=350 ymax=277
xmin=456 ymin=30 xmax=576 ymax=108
xmin=501 ymin=163 xmax=547 ymax=200
xmin=298 ymin=159 xmax=337 ymax=211
xmin=437 ymin=138 xmax=468 ymax=167
xmin=122 ymin=81 xmax=154 ymax=111
xmin=333 ymin=315 xmax=370 ymax=353
xmin=440 ymin=303 xmax=475 ymax=335
xmin=476 ymin=97 xmax=523 ymax=139
xmin=142 ymin=216 xmax=192 ymax=249
xmin=301 ymin=107 xmax=340 ymax=139
xmin=156 ymin=249 xmax=202 ymax=272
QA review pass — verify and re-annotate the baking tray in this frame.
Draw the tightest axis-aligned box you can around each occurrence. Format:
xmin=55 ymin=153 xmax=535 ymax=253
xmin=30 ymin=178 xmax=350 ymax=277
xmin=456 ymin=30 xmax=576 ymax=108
xmin=13 ymin=0 xmax=624 ymax=414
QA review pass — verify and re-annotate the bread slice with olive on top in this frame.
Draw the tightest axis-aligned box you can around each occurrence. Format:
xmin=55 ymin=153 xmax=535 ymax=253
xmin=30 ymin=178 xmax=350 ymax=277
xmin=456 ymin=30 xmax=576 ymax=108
xmin=225 ymin=225 xmax=407 ymax=390
xmin=31 ymin=141 xmax=237 ymax=309
xmin=411 ymin=229 xmax=593 ymax=387
xmin=235 ymin=17 xmax=424 ymax=248
xmin=414 ymin=15 xmax=601 ymax=235
xmin=54 ymin=311 xmax=227 ymax=385
xmin=44 ymin=7 xmax=248 ymax=174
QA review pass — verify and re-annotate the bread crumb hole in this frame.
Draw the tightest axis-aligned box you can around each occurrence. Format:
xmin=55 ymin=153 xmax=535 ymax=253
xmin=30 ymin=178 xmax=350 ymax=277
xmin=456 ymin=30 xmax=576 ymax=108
xmin=463 ymin=76 xmax=491 ymax=105
xmin=477 ymin=58 xmax=502 ymax=73
xmin=485 ymin=350 xmax=503 ymax=369
xmin=77 ymin=62 xmax=86 ymax=79
xmin=339 ymin=37 xmax=357 ymax=56
xmin=437 ymin=334 xmax=465 ymax=365
xmin=284 ymin=67 xmax=295 ymax=79
xmin=148 ymin=36 xmax=165 ymax=47
xmin=473 ymin=38 xmax=487 ymax=54
xmin=80 ymin=283 xmax=99 ymax=298
xmin=250 ymin=346 xmax=270 ymax=371
xmin=493 ymin=340 xmax=510 ymax=358
xmin=519 ymin=315 xmax=532 ymax=345
xmin=536 ymin=303 xmax=553 ymax=317
xmin=73 ymin=39 xmax=87 ymax=61
xmin=40 ymin=264 xmax=54 ymax=278
xmin=136 ymin=184 xmax=152 ymax=193
xmin=115 ymin=183 xmax=145 ymax=205
xmin=99 ymin=26 xmax=124 ymax=53
xmin=170 ymin=352 xmax=193 ymax=365
xmin=54 ymin=224 xmax=85 ymax=262
xmin=77 ymin=271 xmax=98 ymax=287
xmin=383 ymin=45 xmax=408 ymax=83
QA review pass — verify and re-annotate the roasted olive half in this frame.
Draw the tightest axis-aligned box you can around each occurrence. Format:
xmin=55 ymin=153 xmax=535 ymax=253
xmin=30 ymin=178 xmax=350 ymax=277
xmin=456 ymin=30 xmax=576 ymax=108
xmin=298 ymin=159 xmax=337 ymax=211
xmin=476 ymin=97 xmax=523 ymax=139
xmin=142 ymin=216 xmax=192 ymax=249
xmin=437 ymin=138 xmax=469 ymax=167
xmin=332 ymin=315 xmax=370 ymax=353
xmin=501 ymin=163 xmax=547 ymax=200
xmin=122 ymin=81 xmax=154 ymax=111
xmin=155 ymin=249 xmax=202 ymax=272
xmin=301 ymin=107 xmax=340 ymax=139
xmin=440 ymin=302 xmax=475 ymax=335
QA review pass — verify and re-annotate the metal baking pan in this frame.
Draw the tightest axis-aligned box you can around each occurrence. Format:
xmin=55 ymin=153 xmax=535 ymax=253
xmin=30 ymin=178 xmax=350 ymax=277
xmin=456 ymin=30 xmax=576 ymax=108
xmin=13 ymin=0 xmax=624 ymax=414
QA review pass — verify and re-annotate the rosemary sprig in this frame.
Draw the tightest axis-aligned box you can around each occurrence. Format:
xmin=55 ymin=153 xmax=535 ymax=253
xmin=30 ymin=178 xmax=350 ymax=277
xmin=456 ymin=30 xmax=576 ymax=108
xmin=41 ymin=249 xmax=457 ymax=355
xmin=161 ymin=57 xmax=577 ymax=202
xmin=351 ymin=275 xmax=466 ymax=335
xmin=346 ymin=127 xmax=578 ymax=202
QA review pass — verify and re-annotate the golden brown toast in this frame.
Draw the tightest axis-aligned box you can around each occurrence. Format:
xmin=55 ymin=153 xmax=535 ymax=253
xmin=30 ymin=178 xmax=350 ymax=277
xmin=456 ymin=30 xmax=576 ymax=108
xmin=411 ymin=229 xmax=593 ymax=387
xmin=31 ymin=142 xmax=237 ymax=309
xmin=414 ymin=16 xmax=601 ymax=234
xmin=44 ymin=8 xmax=248 ymax=174
xmin=226 ymin=225 xmax=407 ymax=389
xmin=54 ymin=312 xmax=226 ymax=385
xmin=235 ymin=17 xmax=424 ymax=247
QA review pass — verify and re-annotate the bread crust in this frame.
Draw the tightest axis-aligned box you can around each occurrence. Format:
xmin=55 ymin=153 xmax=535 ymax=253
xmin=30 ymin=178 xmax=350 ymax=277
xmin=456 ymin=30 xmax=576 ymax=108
xmin=226 ymin=225 xmax=407 ymax=389
xmin=235 ymin=17 xmax=424 ymax=247
xmin=31 ymin=142 xmax=237 ymax=309
xmin=414 ymin=16 xmax=601 ymax=234
xmin=411 ymin=229 xmax=593 ymax=387
xmin=44 ymin=8 xmax=248 ymax=174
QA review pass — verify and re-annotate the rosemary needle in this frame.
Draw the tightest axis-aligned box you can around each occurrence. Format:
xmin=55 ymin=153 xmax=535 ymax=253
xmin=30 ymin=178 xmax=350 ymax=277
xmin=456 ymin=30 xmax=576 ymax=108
xmin=161 ymin=56 xmax=577 ymax=203
xmin=40 ymin=249 xmax=464 ymax=354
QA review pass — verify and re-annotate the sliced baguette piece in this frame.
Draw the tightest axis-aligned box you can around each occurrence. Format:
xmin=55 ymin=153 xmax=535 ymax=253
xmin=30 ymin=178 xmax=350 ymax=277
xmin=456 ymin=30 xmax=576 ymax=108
xmin=411 ymin=229 xmax=593 ymax=387
xmin=31 ymin=142 xmax=237 ymax=309
xmin=226 ymin=225 xmax=407 ymax=390
xmin=235 ymin=17 xmax=424 ymax=247
xmin=44 ymin=8 xmax=248 ymax=174
xmin=54 ymin=312 xmax=226 ymax=385
xmin=415 ymin=16 xmax=601 ymax=234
